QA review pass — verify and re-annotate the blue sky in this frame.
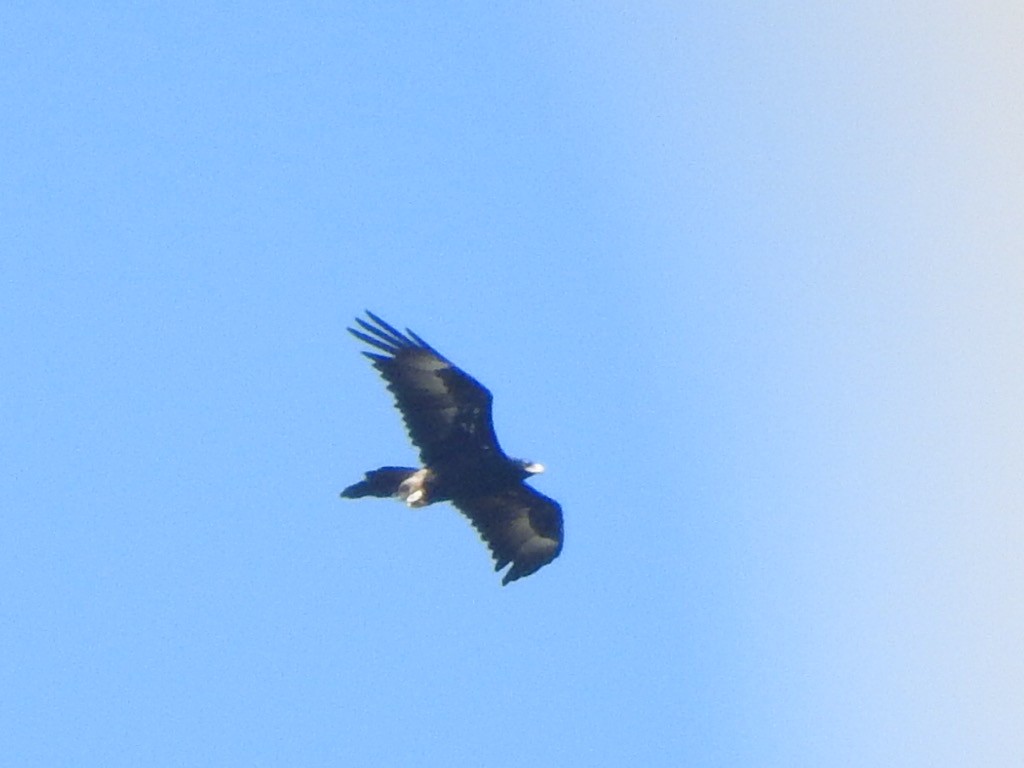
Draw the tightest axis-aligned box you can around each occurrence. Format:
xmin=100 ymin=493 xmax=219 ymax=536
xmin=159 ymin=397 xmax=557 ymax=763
xmin=3 ymin=3 xmax=1022 ymax=766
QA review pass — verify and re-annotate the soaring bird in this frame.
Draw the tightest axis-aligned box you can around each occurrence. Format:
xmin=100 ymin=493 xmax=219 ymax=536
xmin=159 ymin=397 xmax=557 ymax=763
xmin=340 ymin=311 xmax=563 ymax=585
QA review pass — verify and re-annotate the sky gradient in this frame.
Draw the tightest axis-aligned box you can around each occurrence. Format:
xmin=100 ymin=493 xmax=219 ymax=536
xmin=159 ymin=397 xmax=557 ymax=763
xmin=3 ymin=4 xmax=1022 ymax=766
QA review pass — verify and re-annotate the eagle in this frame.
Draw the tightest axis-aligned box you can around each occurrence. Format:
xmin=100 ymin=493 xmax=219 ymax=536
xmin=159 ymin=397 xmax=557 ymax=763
xmin=340 ymin=311 xmax=563 ymax=585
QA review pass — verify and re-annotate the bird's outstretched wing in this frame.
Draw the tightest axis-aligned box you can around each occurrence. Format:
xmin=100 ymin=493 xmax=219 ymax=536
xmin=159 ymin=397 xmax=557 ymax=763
xmin=452 ymin=485 xmax=563 ymax=585
xmin=348 ymin=311 xmax=502 ymax=466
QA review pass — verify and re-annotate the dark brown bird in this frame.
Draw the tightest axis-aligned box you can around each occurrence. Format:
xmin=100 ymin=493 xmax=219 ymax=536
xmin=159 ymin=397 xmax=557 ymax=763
xmin=340 ymin=311 xmax=563 ymax=585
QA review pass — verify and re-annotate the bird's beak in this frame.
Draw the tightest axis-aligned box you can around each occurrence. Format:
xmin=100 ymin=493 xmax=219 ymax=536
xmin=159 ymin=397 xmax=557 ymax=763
xmin=524 ymin=462 xmax=545 ymax=475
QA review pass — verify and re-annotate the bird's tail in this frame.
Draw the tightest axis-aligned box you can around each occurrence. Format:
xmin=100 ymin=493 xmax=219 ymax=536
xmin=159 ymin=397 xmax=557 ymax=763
xmin=340 ymin=467 xmax=419 ymax=499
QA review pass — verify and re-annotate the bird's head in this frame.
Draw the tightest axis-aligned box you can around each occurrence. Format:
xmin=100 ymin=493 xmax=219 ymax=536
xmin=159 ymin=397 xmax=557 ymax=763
xmin=516 ymin=459 xmax=545 ymax=478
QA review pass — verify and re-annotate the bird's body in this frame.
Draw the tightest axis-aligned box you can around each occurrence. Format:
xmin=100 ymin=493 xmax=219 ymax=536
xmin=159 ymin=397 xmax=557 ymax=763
xmin=340 ymin=311 xmax=563 ymax=585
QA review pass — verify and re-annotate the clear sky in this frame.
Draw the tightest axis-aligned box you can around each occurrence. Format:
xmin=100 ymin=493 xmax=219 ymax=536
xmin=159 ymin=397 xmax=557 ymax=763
xmin=3 ymin=3 xmax=1022 ymax=766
